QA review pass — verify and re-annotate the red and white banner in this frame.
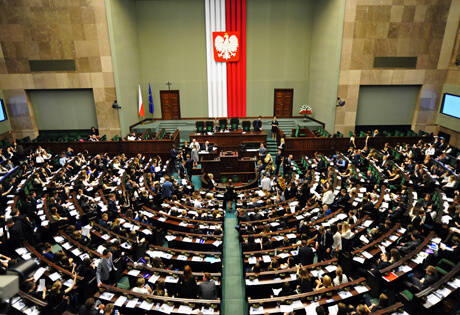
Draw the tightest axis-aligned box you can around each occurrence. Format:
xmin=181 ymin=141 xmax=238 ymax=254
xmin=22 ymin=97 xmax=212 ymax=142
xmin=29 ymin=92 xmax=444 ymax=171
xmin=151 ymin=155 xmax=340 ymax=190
xmin=205 ymin=0 xmax=246 ymax=118
xmin=213 ymin=31 xmax=240 ymax=62
xmin=138 ymin=85 xmax=144 ymax=117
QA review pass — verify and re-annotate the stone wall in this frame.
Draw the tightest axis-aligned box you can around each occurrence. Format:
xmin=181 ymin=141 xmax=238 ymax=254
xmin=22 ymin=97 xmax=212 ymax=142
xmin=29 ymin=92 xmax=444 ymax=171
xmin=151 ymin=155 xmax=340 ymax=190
xmin=0 ymin=0 xmax=121 ymax=140
xmin=335 ymin=0 xmax=459 ymax=137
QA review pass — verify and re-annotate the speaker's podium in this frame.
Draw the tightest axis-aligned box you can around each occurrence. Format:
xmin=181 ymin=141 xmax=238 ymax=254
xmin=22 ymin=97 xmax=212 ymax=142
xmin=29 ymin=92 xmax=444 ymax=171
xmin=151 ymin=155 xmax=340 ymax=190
xmin=200 ymin=150 xmax=257 ymax=185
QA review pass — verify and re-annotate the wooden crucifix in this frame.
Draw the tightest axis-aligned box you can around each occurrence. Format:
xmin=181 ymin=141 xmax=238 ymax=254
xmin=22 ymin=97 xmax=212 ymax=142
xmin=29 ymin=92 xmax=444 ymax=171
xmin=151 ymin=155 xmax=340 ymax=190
xmin=166 ymin=82 xmax=172 ymax=90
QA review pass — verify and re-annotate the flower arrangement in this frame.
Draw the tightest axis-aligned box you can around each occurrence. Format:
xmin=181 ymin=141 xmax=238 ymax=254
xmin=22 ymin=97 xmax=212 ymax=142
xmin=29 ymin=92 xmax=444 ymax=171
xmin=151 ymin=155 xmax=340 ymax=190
xmin=299 ymin=105 xmax=312 ymax=116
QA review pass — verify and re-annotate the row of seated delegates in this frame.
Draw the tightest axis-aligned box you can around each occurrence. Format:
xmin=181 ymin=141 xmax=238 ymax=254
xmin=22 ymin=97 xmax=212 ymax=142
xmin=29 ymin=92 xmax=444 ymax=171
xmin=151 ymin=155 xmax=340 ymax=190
xmin=0 ymin=151 xmax=152 ymax=312
xmin=130 ymin=266 xmax=219 ymax=300
xmin=300 ymin=294 xmax=390 ymax=315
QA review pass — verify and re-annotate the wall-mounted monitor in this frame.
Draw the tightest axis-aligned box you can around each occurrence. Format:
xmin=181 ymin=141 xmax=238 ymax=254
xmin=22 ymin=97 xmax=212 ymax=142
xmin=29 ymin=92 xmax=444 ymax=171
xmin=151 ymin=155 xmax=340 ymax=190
xmin=0 ymin=99 xmax=7 ymax=122
xmin=440 ymin=93 xmax=460 ymax=119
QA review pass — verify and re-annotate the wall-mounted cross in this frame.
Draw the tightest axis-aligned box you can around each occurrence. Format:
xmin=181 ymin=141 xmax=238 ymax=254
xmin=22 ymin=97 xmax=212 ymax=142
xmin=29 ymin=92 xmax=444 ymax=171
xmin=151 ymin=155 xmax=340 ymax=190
xmin=166 ymin=82 xmax=172 ymax=90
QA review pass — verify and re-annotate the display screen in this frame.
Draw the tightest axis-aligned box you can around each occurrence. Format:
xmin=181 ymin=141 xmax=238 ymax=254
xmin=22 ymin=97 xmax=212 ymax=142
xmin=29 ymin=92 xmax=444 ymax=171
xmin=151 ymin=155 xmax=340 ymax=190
xmin=441 ymin=93 xmax=460 ymax=119
xmin=0 ymin=99 xmax=7 ymax=122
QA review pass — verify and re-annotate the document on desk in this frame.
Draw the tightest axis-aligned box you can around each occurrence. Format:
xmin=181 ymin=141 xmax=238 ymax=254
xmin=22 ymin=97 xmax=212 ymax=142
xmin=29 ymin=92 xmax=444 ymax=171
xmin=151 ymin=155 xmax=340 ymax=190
xmin=139 ymin=301 xmax=154 ymax=311
xmin=436 ymin=286 xmax=452 ymax=298
xmin=177 ymin=305 xmax=193 ymax=314
xmin=99 ymin=292 xmax=115 ymax=301
xmin=48 ymin=272 xmax=60 ymax=281
xmin=423 ymin=293 xmax=441 ymax=308
xmin=125 ymin=298 xmax=138 ymax=308
xmin=325 ymin=265 xmax=338 ymax=273
xmin=448 ymin=278 xmax=460 ymax=288
xmin=250 ymin=306 xmax=264 ymax=314
xmin=201 ymin=306 xmax=214 ymax=314
xmin=245 ymin=278 xmax=259 ymax=285
xmin=165 ymin=275 xmax=179 ymax=283
xmin=328 ymin=304 xmax=339 ymax=315
xmin=127 ymin=269 xmax=140 ymax=277
xmin=280 ymin=305 xmax=293 ymax=313
xmin=354 ymin=285 xmax=369 ymax=294
xmin=148 ymin=274 xmax=161 ymax=284
xmin=353 ymin=257 xmax=365 ymax=264
xmin=33 ymin=267 xmax=46 ymax=281
xmin=114 ymin=295 xmax=127 ymax=307
xmin=361 ymin=251 xmax=373 ymax=259
xmin=248 ymin=257 xmax=257 ymax=264
xmin=338 ymin=291 xmax=353 ymax=299
xmin=305 ymin=302 xmax=319 ymax=315
xmin=272 ymin=288 xmax=282 ymax=296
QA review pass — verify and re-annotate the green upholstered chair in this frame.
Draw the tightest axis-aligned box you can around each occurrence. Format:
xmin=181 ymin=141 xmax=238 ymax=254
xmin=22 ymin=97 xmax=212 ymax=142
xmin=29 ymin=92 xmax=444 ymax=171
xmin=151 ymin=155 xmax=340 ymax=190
xmin=117 ymin=276 xmax=130 ymax=290
xmin=196 ymin=121 xmax=205 ymax=133
xmin=230 ymin=117 xmax=239 ymax=130
xmin=242 ymin=121 xmax=251 ymax=132
xmin=219 ymin=119 xmax=227 ymax=130
xmin=205 ymin=121 xmax=214 ymax=132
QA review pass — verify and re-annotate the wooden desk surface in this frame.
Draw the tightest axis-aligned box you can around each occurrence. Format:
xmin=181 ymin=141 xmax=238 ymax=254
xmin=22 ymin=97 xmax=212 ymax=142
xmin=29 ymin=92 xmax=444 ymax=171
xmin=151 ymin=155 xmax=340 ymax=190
xmin=190 ymin=131 xmax=267 ymax=150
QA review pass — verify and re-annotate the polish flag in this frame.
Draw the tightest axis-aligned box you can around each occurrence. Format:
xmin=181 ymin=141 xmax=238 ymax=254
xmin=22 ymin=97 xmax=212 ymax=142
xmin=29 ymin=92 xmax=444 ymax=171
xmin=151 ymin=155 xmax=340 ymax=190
xmin=138 ymin=85 xmax=145 ymax=117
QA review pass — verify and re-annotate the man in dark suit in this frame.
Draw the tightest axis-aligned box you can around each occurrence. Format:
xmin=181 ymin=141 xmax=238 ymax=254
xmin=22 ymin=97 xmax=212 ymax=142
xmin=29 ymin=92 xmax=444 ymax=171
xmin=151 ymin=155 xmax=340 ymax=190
xmin=170 ymin=145 xmax=177 ymax=172
xmin=283 ymin=155 xmax=293 ymax=177
xmin=315 ymin=226 xmax=333 ymax=261
xmin=107 ymin=193 xmax=120 ymax=220
xmin=5 ymin=218 xmax=26 ymax=255
xmin=365 ymin=170 xmax=377 ymax=189
xmin=79 ymin=298 xmax=105 ymax=315
xmin=179 ymin=160 xmax=186 ymax=179
xmin=97 ymin=250 xmax=116 ymax=287
xmin=398 ymin=230 xmax=421 ymax=252
xmin=405 ymin=265 xmax=439 ymax=291
xmin=202 ymin=141 xmax=212 ymax=152
xmin=251 ymin=209 xmax=263 ymax=221
xmin=335 ymin=188 xmax=351 ymax=210
xmin=254 ymin=116 xmax=262 ymax=132
xmin=387 ymin=202 xmax=406 ymax=222
xmin=258 ymin=143 xmax=267 ymax=161
xmin=162 ymin=176 xmax=174 ymax=199
xmin=368 ymin=252 xmax=392 ymax=276
xmin=198 ymin=273 xmax=218 ymax=299
xmin=298 ymin=239 xmax=314 ymax=266
xmin=185 ymin=155 xmax=194 ymax=179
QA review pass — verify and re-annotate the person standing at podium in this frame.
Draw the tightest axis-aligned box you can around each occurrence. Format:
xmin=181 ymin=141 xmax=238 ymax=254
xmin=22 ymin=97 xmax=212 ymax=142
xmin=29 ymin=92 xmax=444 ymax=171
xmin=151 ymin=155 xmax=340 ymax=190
xmin=254 ymin=116 xmax=262 ymax=131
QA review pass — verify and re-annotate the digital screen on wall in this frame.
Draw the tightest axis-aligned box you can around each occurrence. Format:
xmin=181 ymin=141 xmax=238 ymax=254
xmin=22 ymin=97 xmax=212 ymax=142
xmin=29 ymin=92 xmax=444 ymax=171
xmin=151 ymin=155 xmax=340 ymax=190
xmin=0 ymin=99 xmax=7 ymax=122
xmin=441 ymin=93 xmax=460 ymax=119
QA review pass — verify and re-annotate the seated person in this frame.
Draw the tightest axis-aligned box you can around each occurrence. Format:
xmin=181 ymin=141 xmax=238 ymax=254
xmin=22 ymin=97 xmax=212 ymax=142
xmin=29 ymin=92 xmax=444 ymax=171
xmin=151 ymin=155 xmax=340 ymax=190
xmin=315 ymin=275 xmax=332 ymax=290
xmin=333 ymin=266 xmax=348 ymax=286
xmin=198 ymin=272 xmax=218 ymax=299
xmin=397 ymin=230 xmax=421 ymax=252
xmin=132 ymin=277 xmax=152 ymax=294
xmin=404 ymin=265 xmax=439 ymax=291
xmin=296 ymin=266 xmax=312 ymax=293
xmin=42 ymin=242 xmax=55 ymax=261
xmin=153 ymin=279 xmax=168 ymax=296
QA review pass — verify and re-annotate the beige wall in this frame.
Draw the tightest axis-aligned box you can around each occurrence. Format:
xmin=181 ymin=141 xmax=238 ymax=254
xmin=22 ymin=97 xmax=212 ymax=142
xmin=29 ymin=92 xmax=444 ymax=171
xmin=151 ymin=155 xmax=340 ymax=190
xmin=0 ymin=0 xmax=121 ymax=140
xmin=335 ymin=0 xmax=458 ymax=138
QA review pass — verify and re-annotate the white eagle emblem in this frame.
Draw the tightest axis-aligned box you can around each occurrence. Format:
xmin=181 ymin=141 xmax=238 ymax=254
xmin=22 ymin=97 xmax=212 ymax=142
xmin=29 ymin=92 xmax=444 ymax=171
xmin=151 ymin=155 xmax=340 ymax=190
xmin=214 ymin=34 xmax=239 ymax=60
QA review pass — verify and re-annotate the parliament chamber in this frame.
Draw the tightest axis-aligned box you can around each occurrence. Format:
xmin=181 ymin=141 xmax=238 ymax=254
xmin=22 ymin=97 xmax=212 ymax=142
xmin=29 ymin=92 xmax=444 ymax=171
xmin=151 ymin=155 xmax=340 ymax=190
xmin=1 ymin=0 xmax=460 ymax=315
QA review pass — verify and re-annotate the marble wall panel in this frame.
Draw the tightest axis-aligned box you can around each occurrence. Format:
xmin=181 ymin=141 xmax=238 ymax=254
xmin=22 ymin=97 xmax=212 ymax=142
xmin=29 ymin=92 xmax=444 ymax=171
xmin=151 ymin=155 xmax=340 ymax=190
xmin=0 ymin=0 xmax=121 ymax=139
xmin=335 ymin=0 xmax=457 ymax=136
